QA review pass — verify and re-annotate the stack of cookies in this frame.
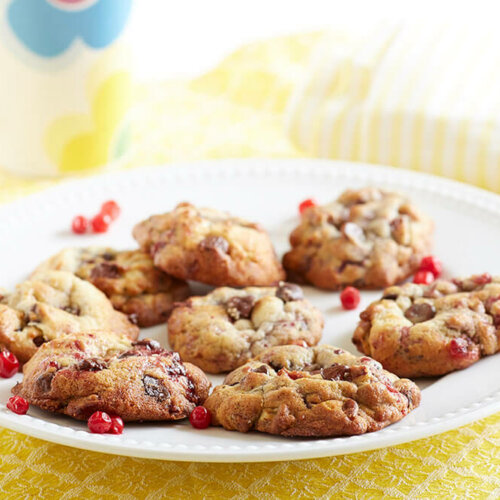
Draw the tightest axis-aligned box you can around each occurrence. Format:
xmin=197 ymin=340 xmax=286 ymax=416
xmin=5 ymin=189 xmax=498 ymax=439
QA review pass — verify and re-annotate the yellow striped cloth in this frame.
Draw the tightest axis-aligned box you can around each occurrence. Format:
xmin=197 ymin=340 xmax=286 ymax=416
xmin=0 ymin=31 xmax=499 ymax=499
xmin=287 ymin=22 xmax=500 ymax=191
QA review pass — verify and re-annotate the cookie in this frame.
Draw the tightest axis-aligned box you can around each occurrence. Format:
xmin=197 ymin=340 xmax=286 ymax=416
xmin=12 ymin=332 xmax=210 ymax=421
xmin=168 ymin=282 xmax=323 ymax=373
xmin=34 ymin=247 xmax=190 ymax=327
xmin=204 ymin=344 xmax=420 ymax=437
xmin=283 ymin=188 xmax=433 ymax=289
xmin=352 ymin=274 xmax=500 ymax=377
xmin=0 ymin=271 xmax=139 ymax=364
xmin=133 ymin=202 xmax=285 ymax=287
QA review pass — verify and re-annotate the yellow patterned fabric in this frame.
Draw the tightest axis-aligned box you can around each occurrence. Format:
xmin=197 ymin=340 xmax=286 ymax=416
xmin=0 ymin=31 xmax=499 ymax=499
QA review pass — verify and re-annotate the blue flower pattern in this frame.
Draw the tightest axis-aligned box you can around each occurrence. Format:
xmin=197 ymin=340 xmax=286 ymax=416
xmin=7 ymin=0 xmax=133 ymax=58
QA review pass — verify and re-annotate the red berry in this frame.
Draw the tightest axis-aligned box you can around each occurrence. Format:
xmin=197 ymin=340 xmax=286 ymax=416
xmin=7 ymin=396 xmax=29 ymax=415
xmin=420 ymin=255 xmax=442 ymax=278
xmin=189 ymin=406 xmax=211 ymax=429
xmin=473 ymin=273 xmax=492 ymax=285
xmin=91 ymin=213 xmax=112 ymax=233
xmin=0 ymin=350 xmax=19 ymax=378
xmin=413 ymin=270 xmax=435 ymax=285
xmin=340 ymin=286 xmax=361 ymax=310
xmin=101 ymin=200 xmax=121 ymax=221
xmin=71 ymin=215 xmax=88 ymax=234
xmin=448 ymin=338 xmax=470 ymax=359
xmin=87 ymin=411 xmax=112 ymax=433
xmin=108 ymin=415 xmax=124 ymax=435
xmin=298 ymin=198 xmax=317 ymax=215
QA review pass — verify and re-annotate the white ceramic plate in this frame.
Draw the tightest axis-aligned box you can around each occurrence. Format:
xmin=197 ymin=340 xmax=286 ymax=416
xmin=0 ymin=159 xmax=499 ymax=463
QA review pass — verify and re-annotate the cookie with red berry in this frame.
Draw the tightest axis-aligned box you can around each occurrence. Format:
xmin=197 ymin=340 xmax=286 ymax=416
xmin=34 ymin=247 xmax=190 ymax=327
xmin=283 ymin=188 xmax=433 ymax=289
xmin=12 ymin=332 xmax=210 ymax=421
xmin=168 ymin=282 xmax=323 ymax=373
xmin=0 ymin=271 xmax=139 ymax=364
xmin=204 ymin=344 xmax=420 ymax=437
xmin=133 ymin=202 xmax=285 ymax=287
xmin=352 ymin=274 xmax=500 ymax=377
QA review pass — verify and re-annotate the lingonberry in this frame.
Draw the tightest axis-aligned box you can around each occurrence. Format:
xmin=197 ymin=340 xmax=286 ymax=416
xmin=0 ymin=350 xmax=19 ymax=378
xmin=189 ymin=406 xmax=211 ymax=429
xmin=87 ymin=411 xmax=112 ymax=433
xmin=101 ymin=200 xmax=121 ymax=221
xmin=91 ymin=213 xmax=112 ymax=233
xmin=419 ymin=255 xmax=442 ymax=278
xmin=340 ymin=286 xmax=361 ymax=310
xmin=7 ymin=396 xmax=29 ymax=415
xmin=71 ymin=215 xmax=88 ymax=235
xmin=413 ymin=270 xmax=434 ymax=285
xmin=298 ymin=198 xmax=317 ymax=215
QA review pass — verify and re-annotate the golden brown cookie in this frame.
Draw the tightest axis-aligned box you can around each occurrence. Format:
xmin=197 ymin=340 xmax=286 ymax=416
xmin=0 ymin=271 xmax=139 ymax=364
xmin=204 ymin=344 xmax=420 ymax=437
xmin=34 ymin=247 xmax=190 ymax=327
xmin=133 ymin=202 xmax=285 ymax=287
xmin=12 ymin=332 xmax=211 ymax=421
xmin=352 ymin=274 xmax=500 ymax=377
xmin=168 ymin=282 xmax=323 ymax=373
xmin=283 ymin=188 xmax=433 ymax=289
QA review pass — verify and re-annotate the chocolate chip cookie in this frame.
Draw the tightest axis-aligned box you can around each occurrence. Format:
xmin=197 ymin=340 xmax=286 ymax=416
xmin=0 ymin=271 xmax=139 ymax=364
xmin=352 ymin=274 xmax=500 ymax=377
xmin=133 ymin=202 xmax=285 ymax=287
xmin=34 ymin=247 xmax=190 ymax=327
xmin=168 ymin=282 xmax=323 ymax=373
xmin=12 ymin=332 xmax=210 ymax=421
xmin=204 ymin=344 xmax=420 ymax=437
xmin=283 ymin=188 xmax=433 ymax=289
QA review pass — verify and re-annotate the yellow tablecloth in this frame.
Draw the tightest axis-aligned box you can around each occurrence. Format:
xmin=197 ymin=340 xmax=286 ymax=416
xmin=0 ymin=32 xmax=499 ymax=499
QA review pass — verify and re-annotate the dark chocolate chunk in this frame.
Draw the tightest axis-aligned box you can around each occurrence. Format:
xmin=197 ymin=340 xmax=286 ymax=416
xmin=321 ymin=364 xmax=352 ymax=381
xmin=342 ymin=399 xmax=358 ymax=418
xmin=36 ymin=372 xmax=54 ymax=393
xmin=62 ymin=305 xmax=81 ymax=316
xmin=226 ymin=296 xmax=255 ymax=320
xmin=143 ymin=375 xmax=169 ymax=401
xmin=75 ymin=358 xmax=108 ymax=372
xmin=404 ymin=302 xmax=435 ymax=323
xmin=90 ymin=262 xmax=121 ymax=279
xmin=32 ymin=335 xmax=46 ymax=347
xmin=133 ymin=339 xmax=162 ymax=351
xmin=251 ymin=365 xmax=270 ymax=374
xmin=276 ymin=282 xmax=304 ymax=302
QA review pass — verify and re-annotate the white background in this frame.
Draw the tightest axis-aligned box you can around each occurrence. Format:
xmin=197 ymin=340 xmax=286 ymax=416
xmin=129 ymin=0 xmax=497 ymax=81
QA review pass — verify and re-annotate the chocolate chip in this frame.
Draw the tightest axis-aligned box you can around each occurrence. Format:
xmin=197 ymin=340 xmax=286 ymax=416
xmin=37 ymin=372 xmax=54 ymax=393
xmin=251 ymin=365 xmax=270 ymax=374
xmin=143 ymin=375 xmax=169 ymax=401
xmin=33 ymin=335 xmax=46 ymax=347
xmin=90 ymin=262 xmax=121 ymax=279
xmin=404 ymin=302 xmax=436 ymax=323
xmin=226 ymin=296 xmax=255 ymax=320
xmin=199 ymin=235 xmax=229 ymax=253
xmin=62 ymin=305 xmax=80 ymax=316
xmin=342 ymin=399 xmax=358 ymax=418
xmin=75 ymin=358 xmax=108 ymax=372
xmin=276 ymin=282 xmax=304 ymax=302
xmin=321 ymin=364 xmax=352 ymax=381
